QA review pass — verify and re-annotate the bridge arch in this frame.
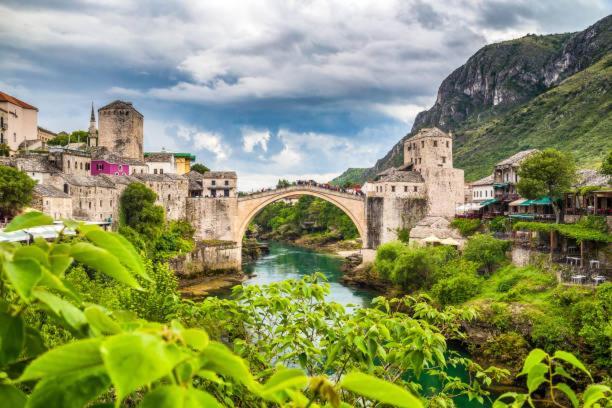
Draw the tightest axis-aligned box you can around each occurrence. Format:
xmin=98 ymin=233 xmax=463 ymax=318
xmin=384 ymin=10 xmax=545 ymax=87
xmin=236 ymin=186 xmax=367 ymax=247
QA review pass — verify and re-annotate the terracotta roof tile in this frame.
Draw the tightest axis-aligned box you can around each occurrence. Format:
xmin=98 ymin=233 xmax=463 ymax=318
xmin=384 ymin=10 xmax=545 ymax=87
xmin=0 ymin=91 xmax=38 ymax=110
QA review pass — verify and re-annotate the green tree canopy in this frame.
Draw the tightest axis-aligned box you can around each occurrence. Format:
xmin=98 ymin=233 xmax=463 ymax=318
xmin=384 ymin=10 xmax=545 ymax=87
xmin=601 ymin=150 xmax=612 ymax=176
xmin=47 ymin=130 xmax=89 ymax=146
xmin=190 ymin=163 xmax=209 ymax=174
xmin=517 ymin=148 xmax=576 ymax=223
xmin=0 ymin=165 xmax=37 ymax=217
xmin=119 ymin=183 xmax=165 ymax=239
xmin=463 ymin=233 xmax=510 ymax=274
xmin=276 ymin=179 xmax=292 ymax=188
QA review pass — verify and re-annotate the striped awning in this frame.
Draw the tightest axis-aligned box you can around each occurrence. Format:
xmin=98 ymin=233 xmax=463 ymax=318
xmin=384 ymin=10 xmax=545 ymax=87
xmin=509 ymin=198 xmax=527 ymax=206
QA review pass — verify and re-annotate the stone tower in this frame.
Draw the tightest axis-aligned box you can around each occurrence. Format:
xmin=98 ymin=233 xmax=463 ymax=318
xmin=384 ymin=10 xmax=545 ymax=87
xmin=97 ymin=100 xmax=144 ymax=160
xmin=403 ymin=127 xmax=464 ymax=218
xmin=87 ymin=102 xmax=98 ymax=147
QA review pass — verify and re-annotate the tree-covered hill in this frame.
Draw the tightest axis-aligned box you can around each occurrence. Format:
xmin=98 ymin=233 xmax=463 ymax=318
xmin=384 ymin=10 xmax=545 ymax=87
xmin=333 ymin=15 xmax=612 ymax=184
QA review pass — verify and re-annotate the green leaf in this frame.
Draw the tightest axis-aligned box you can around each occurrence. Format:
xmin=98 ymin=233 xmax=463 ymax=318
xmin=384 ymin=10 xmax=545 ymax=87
xmin=13 ymin=246 xmax=50 ymax=268
xmin=519 ymin=348 xmax=547 ymax=376
xmin=0 ymin=384 xmax=27 ymax=408
xmin=553 ymin=351 xmax=592 ymax=380
xmin=70 ymin=242 xmax=141 ymax=289
xmin=260 ymin=368 xmax=308 ymax=400
xmin=181 ymin=329 xmax=209 ymax=351
xmin=139 ymin=385 xmax=222 ymax=408
xmin=23 ymin=327 xmax=47 ymax=359
xmin=3 ymin=259 xmax=42 ymax=301
xmin=48 ymin=254 xmax=73 ymax=277
xmin=583 ymin=384 xmax=611 ymax=408
xmin=26 ymin=368 xmax=111 ymax=408
xmin=84 ymin=306 xmax=122 ymax=335
xmin=555 ymin=383 xmax=579 ymax=408
xmin=19 ymin=338 xmax=103 ymax=382
xmin=341 ymin=372 xmax=422 ymax=408
xmin=100 ymin=333 xmax=184 ymax=402
xmin=33 ymin=289 xmax=87 ymax=331
xmin=84 ymin=230 xmax=148 ymax=281
xmin=526 ymin=363 xmax=548 ymax=393
xmin=4 ymin=212 xmax=53 ymax=232
xmin=199 ymin=341 xmax=255 ymax=389
xmin=0 ymin=311 xmax=24 ymax=366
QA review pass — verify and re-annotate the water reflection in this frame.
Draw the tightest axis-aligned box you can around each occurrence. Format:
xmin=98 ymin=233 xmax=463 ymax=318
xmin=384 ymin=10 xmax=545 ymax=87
xmin=242 ymin=241 xmax=375 ymax=307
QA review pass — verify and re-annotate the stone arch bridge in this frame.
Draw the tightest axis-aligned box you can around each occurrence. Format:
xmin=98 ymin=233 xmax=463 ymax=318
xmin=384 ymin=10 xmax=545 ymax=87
xmin=236 ymin=185 xmax=367 ymax=245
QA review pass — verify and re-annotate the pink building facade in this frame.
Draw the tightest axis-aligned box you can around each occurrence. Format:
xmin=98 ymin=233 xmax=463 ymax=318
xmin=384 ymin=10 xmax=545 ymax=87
xmin=90 ymin=160 xmax=129 ymax=176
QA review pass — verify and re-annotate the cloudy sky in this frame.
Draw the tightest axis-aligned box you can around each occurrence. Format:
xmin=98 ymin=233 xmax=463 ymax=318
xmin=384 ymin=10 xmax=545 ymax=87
xmin=1 ymin=1 xmax=609 ymax=190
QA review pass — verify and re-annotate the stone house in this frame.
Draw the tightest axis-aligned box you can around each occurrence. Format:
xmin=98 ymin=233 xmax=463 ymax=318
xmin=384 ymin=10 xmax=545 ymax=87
xmin=48 ymin=147 xmax=92 ymax=176
xmin=3 ymin=154 xmax=60 ymax=184
xmin=131 ymin=173 xmax=189 ymax=221
xmin=37 ymin=126 xmax=56 ymax=147
xmin=470 ymin=174 xmax=494 ymax=202
xmin=0 ymin=91 xmax=38 ymax=152
xmin=145 ymin=151 xmax=196 ymax=175
xmin=188 ymin=171 xmax=238 ymax=198
xmin=31 ymin=184 xmax=72 ymax=220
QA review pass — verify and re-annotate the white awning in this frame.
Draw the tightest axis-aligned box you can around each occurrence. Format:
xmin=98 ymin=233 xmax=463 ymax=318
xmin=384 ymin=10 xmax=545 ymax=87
xmin=509 ymin=198 xmax=527 ymax=206
xmin=456 ymin=202 xmax=483 ymax=212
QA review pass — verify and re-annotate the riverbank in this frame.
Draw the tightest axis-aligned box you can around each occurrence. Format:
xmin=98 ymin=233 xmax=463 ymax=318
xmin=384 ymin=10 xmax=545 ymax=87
xmin=179 ymin=271 xmax=247 ymax=298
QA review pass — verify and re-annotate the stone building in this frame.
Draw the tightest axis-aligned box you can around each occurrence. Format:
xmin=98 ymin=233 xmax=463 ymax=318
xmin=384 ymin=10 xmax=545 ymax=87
xmin=98 ymin=100 xmax=144 ymax=161
xmin=0 ymin=154 xmax=60 ymax=184
xmin=0 ymin=91 xmax=38 ymax=152
xmin=187 ymin=171 xmax=237 ymax=198
xmin=31 ymin=184 xmax=73 ymax=220
xmin=145 ymin=151 xmax=196 ymax=175
xmin=90 ymin=148 xmax=148 ymax=176
xmin=132 ymin=173 xmax=189 ymax=220
xmin=48 ymin=147 xmax=92 ymax=176
xmin=470 ymin=174 xmax=494 ymax=202
xmin=37 ymin=127 xmax=56 ymax=147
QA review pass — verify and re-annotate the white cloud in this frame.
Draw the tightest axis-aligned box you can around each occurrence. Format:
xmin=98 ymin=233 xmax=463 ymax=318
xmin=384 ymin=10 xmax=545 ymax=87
xmin=373 ymin=103 xmax=429 ymax=124
xmin=241 ymin=128 xmax=270 ymax=152
xmin=193 ymin=131 xmax=230 ymax=161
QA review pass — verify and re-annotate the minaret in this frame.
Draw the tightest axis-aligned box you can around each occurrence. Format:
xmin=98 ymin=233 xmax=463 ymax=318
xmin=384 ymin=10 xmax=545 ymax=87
xmin=87 ymin=102 xmax=98 ymax=147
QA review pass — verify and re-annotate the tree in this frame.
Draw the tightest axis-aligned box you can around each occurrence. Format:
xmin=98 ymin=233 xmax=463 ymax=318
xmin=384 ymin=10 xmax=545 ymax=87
xmin=601 ymin=150 xmax=612 ymax=176
xmin=276 ymin=179 xmax=291 ymax=188
xmin=463 ymin=233 xmax=509 ymax=274
xmin=47 ymin=130 xmax=89 ymax=146
xmin=191 ymin=163 xmax=209 ymax=174
xmin=119 ymin=182 xmax=165 ymax=239
xmin=0 ymin=143 xmax=9 ymax=157
xmin=517 ymin=148 xmax=576 ymax=223
xmin=0 ymin=165 xmax=37 ymax=217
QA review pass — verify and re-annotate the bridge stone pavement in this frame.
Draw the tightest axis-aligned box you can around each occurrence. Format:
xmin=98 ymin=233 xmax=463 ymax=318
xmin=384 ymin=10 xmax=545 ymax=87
xmin=236 ymin=185 xmax=367 ymax=246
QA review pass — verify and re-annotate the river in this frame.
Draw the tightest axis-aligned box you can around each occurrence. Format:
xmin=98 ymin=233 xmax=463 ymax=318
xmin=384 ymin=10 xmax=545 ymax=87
xmin=240 ymin=241 xmax=489 ymax=408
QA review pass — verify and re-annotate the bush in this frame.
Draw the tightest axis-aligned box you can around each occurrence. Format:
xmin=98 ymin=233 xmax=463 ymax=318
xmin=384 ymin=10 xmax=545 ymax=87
xmin=463 ymin=233 xmax=510 ymax=273
xmin=374 ymin=241 xmax=406 ymax=279
xmin=391 ymin=247 xmax=437 ymax=290
xmin=529 ymin=312 xmax=573 ymax=352
xmin=488 ymin=216 xmax=510 ymax=233
xmin=119 ymin=182 xmax=165 ymax=239
xmin=431 ymin=273 xmax=483 ymax=305
xmin=450 ymin=218 xmax=481 ymax=236
xmin=0 ymin=165 xmax=37 ymax=217
xmin=482 ymin=332 xmax=529 ymax=364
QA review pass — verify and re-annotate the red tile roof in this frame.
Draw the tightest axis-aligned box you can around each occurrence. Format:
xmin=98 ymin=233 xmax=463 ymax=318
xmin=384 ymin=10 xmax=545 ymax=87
xmin=0 ymin=91 xmax=38 ymax=111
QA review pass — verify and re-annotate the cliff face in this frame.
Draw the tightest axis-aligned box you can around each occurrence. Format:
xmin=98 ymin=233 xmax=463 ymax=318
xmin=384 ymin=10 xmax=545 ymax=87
xmin=333 ymin=15 xmax=612 ymax=186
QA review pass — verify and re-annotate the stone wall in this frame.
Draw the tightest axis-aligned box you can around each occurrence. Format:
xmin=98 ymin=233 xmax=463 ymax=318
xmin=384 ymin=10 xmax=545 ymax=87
xmin=170 ymin=241 xmax=242 ymax=276
xmin=366 ymin=196 xmax=384 ymax=248
xmin=186 ymin=197 xmax=238 ymax=241
xmin=422 ymin=167 xmax=465 ymax=218
xmin=136 ymin=176 xmax=189 ymax=221
xmin=98 ymin=104 xmax=144 ymax=160
xmin=31 ymin=194 xmax=72 ymax=220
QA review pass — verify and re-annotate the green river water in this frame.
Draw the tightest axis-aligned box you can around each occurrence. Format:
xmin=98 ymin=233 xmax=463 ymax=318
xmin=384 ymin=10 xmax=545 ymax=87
xmin=240 ymin=241 xmax=490 ymax=407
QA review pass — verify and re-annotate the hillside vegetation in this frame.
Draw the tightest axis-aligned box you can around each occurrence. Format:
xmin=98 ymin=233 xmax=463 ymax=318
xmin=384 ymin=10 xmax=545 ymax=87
xmin=455 ymin=54 xmax=612 ymax=180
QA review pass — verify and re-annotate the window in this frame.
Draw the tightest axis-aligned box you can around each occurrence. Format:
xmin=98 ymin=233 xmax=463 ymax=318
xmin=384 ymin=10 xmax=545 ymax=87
xmin=446 ymin=141 xmax=449 ymax=148
xmin=413 ymin=143 xmax=416 ymax=149
xmin=413 ymin=186 xmax=417 ymax=192
xmin=391 ymin=185 xmax=395 ymax=192
xmin=64 ymin=183 xmax=69 ymax=194
xmin=421 ymin=141 xmax=424 ymax=148
xmin=85 ymin=163 xmax=90 ymax=170
xmin=118 ymin=165 xmax=122 ymax=170
xmin=419 ymin=158 xmax=422 ymax=164
xmin=67 ymin=160 xmax=70 ymax=169
xmin=442 ymin=156 xmax=446 ymax=164
xmin=404 ymin=186 xmax=408 ymax=192
xmin=80 ymin=162 xmax=83 ymax=170
xmin=160 ymin=169 xmax=164 ymax=174
xmin=88 ymin=202 xmax=91 ymax=209
xmin=110 ymin=200 xmax=113 ymax=207
xmin=168 ymin=194 xmax=171 ymax=200
xmin=224 ymin=180 xmax=229 ymax=186
xmin=154 ymin=169 xmax=158 ymax=174
xmin=224 ymin=189 xmax=230 ymax=197
xmin=14 ymin=133 xmax=16 ymax=142
xmin=212 ymin=180 xmax=216 ymax=186
xmin=433 ymin=140 xmax=438 ymax=147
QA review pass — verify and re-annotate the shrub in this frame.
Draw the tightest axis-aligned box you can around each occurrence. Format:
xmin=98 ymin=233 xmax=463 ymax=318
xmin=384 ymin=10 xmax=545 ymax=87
xmin=529 ymin=312 xmax=573 ymax=352
xmin=488 ymin=216 xmax=510 ymax=233
xmin=391 ymin=247 xmax=437 ymax=290
xmin=482 ymin=332 xmax=529 ymax=364
xmin=119 ymin=182 xmax=165 ymax=239
xmin=431 ymin=273 xmax=483 ymax=305
xmin=488 ymin=302 xmax=513 ymax=330
xmin=463 ymin=233 xmax=510 ymax=273
xmin=451 ymin=218 xmax=481 ymax=236
xmin=374 ymin=241 xmax=406 ymax=279
xmin=397 ymin=228 xmax=410 ymax=243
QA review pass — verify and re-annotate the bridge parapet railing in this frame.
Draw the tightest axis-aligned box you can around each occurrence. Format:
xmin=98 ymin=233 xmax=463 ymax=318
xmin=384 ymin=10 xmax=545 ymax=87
xmin=239 ymin=185 xmax=365 ymax=201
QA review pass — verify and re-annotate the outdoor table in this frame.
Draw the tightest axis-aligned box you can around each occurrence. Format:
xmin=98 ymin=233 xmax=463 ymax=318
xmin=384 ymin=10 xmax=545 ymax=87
xmin=571 ymin=275 xmax=586 ymax=284
xmin=592 ymin=276 xmax=606 ymax=285
xmin=589 ymin=260 xmax=600 ymax=269
xmin=566 ymin=257 xmax=581 ymax=266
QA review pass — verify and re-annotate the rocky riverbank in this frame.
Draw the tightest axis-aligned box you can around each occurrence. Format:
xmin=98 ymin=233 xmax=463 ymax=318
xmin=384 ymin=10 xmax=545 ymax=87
xmin=179 ymin=271 xmax=247 ymax=299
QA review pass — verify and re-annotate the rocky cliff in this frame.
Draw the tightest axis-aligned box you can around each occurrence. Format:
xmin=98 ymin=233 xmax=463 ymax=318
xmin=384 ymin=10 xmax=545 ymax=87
xmin=334 ymin=15 xmax=612 ymax=185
